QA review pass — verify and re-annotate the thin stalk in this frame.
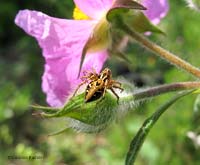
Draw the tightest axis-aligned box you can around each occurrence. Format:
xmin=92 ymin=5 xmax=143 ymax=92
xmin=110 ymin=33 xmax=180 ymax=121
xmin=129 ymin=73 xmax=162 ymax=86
xmin=120 ymin=21 xmax=200 ymax=78
xmin=133 ymin=81 xmax=200 ymax=100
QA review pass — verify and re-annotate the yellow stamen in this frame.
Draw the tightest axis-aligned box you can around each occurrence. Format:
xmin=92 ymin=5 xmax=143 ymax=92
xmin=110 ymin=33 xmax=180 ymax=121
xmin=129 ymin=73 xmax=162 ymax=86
xmin=73 ymin=6 xmax=90 ymax=20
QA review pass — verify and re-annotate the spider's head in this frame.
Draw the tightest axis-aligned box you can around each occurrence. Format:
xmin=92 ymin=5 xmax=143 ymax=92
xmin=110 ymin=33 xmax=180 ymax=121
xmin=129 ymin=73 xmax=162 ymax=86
xmin=100 ymin=68 xmax=112 ymax=80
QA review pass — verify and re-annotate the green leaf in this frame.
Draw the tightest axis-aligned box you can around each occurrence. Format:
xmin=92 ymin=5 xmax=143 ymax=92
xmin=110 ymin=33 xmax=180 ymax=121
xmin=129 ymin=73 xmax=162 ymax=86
xmin=125 ymin=90 xmax=194 ymax=165
xmin=192 ymin=94 xmax=200 ymax=131
xmin=194 ymin=94 xmax=200 ymax=113
xmin=193 ymin=88 xmax=200 ymax=94
xmin=31 ymin=104 xmax=59 ymax=114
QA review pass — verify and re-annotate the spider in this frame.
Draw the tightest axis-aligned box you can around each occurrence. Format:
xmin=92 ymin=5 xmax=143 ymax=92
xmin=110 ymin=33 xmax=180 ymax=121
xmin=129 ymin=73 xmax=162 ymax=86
xmin=72 ymin=68 xmax=123 ymax=103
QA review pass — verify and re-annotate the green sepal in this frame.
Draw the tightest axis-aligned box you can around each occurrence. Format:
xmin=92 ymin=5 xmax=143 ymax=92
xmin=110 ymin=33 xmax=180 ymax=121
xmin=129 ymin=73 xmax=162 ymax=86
xmin=106 ymin=0 xmax=164 ymax=35
xmin=32 ymin=92 xmax=118 ymax=127
xmin=106 ymin=0 xmax=146 ymax=22
xmin=31 ymin=104 xmax=59 ymax=114
xmin=47 ymin=127 xmax=69 ymax=136
xmin=78 ymin=18 xmax=110 ymax=77
xmin=124 ymin=11 xmax=165 ymax=35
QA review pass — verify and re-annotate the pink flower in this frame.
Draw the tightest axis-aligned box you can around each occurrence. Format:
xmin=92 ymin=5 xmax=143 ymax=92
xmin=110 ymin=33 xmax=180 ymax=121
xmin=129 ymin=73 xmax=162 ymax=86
xmin=15 ymin=0 xmax=169 ymax=107
xmin=142 ymin=0 xmax=169 ymax=24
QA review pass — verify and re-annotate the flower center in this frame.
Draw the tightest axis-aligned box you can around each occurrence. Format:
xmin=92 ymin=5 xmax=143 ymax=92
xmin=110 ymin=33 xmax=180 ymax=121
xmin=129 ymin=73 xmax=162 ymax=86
xmin=73 ymin=6 xmax=90 ymax=20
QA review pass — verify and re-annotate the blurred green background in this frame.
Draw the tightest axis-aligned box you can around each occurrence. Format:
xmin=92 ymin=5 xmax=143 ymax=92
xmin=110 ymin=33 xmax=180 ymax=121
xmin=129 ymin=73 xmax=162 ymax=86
xmin=1 ymin=0 xmax=200 ymax=164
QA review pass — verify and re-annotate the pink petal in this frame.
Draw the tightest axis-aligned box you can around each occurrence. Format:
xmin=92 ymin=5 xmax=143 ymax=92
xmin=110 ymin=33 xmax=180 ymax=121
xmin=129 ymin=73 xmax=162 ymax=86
xmin=42 ymin=57 xmax=71 ymax=107
xmin=43 ymin=50 xmax=107 ymax=107
xmin=142 ymin=0 xmax=169 ymax=24
xmin=15 ymin=10 xmax=98 ymax=59
xmin=15 ymin=10 xmax=108 ymax=107
xmin=73 ymin=0 xmax=113 ymax=20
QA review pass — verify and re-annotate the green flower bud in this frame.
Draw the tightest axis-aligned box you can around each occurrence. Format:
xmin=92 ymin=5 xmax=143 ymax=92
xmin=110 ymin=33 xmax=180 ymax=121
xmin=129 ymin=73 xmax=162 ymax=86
xmin=32 ymin=80 xmax=138 ymax=133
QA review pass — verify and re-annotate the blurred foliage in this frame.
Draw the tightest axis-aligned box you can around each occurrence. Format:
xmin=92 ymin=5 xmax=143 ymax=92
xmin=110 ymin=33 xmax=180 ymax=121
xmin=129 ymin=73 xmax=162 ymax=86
xmin=0 ymin=0 xmax=200 ymax=164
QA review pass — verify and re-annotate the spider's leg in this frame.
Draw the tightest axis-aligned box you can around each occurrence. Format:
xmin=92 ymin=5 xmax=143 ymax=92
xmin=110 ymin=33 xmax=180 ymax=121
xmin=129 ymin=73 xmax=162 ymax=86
xmin=102 ymin=79 xmax=109 ymax=97
xmin=110 ymin=87 xmax=120 ymax=104
xmin=72 ymin=81 xmax=87 ymax=97
xmin=112 ymin=84 xmax=124 ymax=92
xmin=111 ymin=80 xmax=123 ymax=92
xmin=91 ymin=67 xmax=98 ymax=75
xmin=112 ymin=81 xmax=121 ymax=85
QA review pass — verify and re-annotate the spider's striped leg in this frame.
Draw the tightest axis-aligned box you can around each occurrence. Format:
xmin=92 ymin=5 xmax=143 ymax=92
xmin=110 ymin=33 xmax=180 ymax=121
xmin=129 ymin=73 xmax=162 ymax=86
xmin=72 ymin=80 xmax=87 ymax=98
xmin=110 ymin=87 xmax=120 ymax=104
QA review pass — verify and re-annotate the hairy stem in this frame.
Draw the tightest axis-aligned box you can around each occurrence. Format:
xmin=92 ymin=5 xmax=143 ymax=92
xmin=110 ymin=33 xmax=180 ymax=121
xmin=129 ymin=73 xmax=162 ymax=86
xmin=133 ymin=81 xmax=200 ymax=100
xmin=121 ymin=21 xmax=200 ymax=78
